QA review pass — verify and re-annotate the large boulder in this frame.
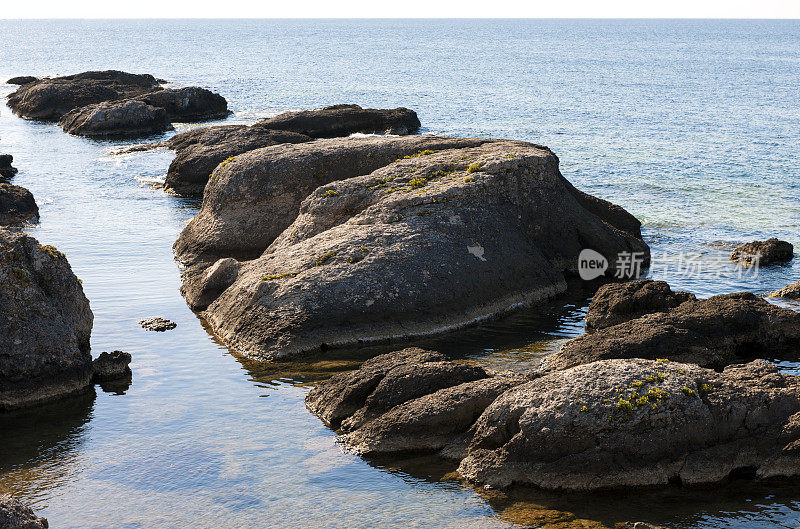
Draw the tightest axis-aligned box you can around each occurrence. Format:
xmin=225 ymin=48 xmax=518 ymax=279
xmin=770 ymin=280 xmax=800 ymax=299
xmin=585 ymin=279 xmax=695 ymax=330
xmin=0 ymin=495 xmax=48 ymax=529
xmin=546 ymin=292 xmax=800 ymax=371
xmin=0 ymin=230 xmax=94 ymax=409
xmin=7 ymin=70 xmax=161 ymax=121
xmin=0 ymin=154 xmax=18 ymax=180
xmin=256 ymin=104 xmax=420 ymax=138
xmin=729 ymin=238 xmax=794 ymax=265
xmin=58 ymin=99 xmax=170 ymax=139
xmin=188 ymin=138 xmax=648 ymax=359
xmin=0 ymin=183 xmax=39 ymax=226
xmin=163 ymin=125 xmax=312 ymax=194
xmin=458 ymin=358 xmax=800 ymax=490
xmin=137 ymin=86 xmax=228 ymax=122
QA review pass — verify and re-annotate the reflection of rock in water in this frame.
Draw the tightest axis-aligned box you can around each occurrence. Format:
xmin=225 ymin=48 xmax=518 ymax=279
xmin=0 ymin=390 xmax=95 ymax=494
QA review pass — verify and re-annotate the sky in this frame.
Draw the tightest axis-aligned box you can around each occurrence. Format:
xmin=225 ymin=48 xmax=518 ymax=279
xmin=2 ymin=0 xmax=800 ymax=19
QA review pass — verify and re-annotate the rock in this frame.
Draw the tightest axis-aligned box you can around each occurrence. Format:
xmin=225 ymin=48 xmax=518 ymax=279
xmin=546 ymin=292 xmax=800 ymax=371
xmin=0 ymin=154 xmax=18 ymax=180
xmin=0 ymin=495 xmax=48 ymax=529
xmin=256 ymin=104 xmax=420 ymax=138
xmin=164 ymin=126 xmax=312 ymax=194
xmin=182 ymin=257 xmax=241 ymax=311
xmin=730 ymin=238 xmax=794 ymax=266
xmin=770 ymin=280 xmax=800 ymax=299
xmin=457 ymin=359 xmax=800 ymax=490
xmin=137 ymin=86 xmax=228 ymax=122
xmin=138 ymin=317 xmax=176 ymax=331
xmin=0 ymin=230 xmax=94 ymax=410
xmin=0 ymin=183 xmax=38 ymax=226
xmin=58 ymin=99 xmax=170 ymax=138
xmin=585 ymin=279 xmax=696 ymax=330
xmin=91 ymin=350 xmax=132 ymax=382
xmin=190 ymin=138 xmax=648 ymax=359
xmin=7 ymin=70 xmax=161 ymax=121
xmin=6 ymin=76 xmax=38 ymax=85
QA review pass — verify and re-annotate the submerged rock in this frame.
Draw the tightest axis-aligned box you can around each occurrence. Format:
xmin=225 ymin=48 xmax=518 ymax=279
xmin=256 ymin=104 xmax=420 ymax=138
xmin=92 ymin=350 xmax=132 ymax=382
xmin=0 ymin=154 xmax=18 ymax=180
xmin=59 ymin=99 xmax=170 ymax=138
xmin=459 ymin=359 xmax=800 ymax=490
xmin=0 ymin=495 xmax=48 ymax=529
xmin=0 ymin=230 xmax=94 ymax=410
xmin=729 ymin=238 xmax=794 ymax=266
xmin=7 ymin=70 xmax=161 ymax=121
xmin=585 ymin=279 xmax=695 ymax=330
xmin=6 ymin=76 xmax=38 ymax=85
xmin=164 ymin=125 xmax=312 ymax=194
xmin=546 ymin=292 xmax=800 ymax=371
xmin=0 ymin=183 xmax=38 ymax=226
xmin=187 ymin=138 xmax=647 ymax=359
xmin=138 ymin=317 xmax=176 ymax=331
xmin=770 ymin=280 xmax=800 ymax=299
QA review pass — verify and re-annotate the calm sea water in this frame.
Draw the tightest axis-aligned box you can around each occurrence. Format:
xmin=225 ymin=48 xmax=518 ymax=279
xmin=0 ymin=19 xmax=799 ymax=529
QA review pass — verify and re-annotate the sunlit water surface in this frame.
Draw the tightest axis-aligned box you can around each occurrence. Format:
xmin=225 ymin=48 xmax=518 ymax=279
xmin=0 ymin=19 xmax=799 ymax=529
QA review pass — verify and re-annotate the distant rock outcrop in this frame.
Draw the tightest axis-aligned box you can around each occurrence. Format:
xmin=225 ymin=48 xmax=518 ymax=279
xmin=770 ymin=280 xmax=800 ymax=299
xmin=59 ymin=99 xmax=170 ymax=138
xmin=256 ymin=104 xmax=420 ymax=138
xmin=6 ymin=76 xmax=38 ymax=85
xmin=729 ymin=238 xmax=794 ymax=266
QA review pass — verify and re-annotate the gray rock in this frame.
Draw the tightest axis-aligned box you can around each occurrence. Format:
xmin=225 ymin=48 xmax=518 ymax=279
xmin=59 ymin=99 xmax=171 ymax=138
xmin=0 ymin=495 xmax=48 ymax=529
xmin=547 ymin=292 xmax=800 ymax=371
xmin=0 ymin=183 xmax=38 ymax=226
xmin=458 ymin=359 xmax=800 ymax=490
xmin=192 ymin=138 xmax=648 ymax=359
xmin=256 ymin=104 xmax=420 ymax=138
xmin=585 ymin=279 xmax=695 ymax=330
xmin=138 ymin=317 xmax=176 ymax=331
xmin=6 ymin=76 xmax=38 ymax=85
xmin=730 ymin=238 xmax=794 ymax=266
xmin=770 ymin=280 xmax=800 ymax=299
xmin=0 ymin=230 xmax=94 ymax=410
xmin=92 ymin=350 xmax=132 ymax=382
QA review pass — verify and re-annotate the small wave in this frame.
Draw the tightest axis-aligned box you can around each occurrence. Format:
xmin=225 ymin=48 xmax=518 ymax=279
xmin=135 ymin=174 xmax=166 ymax=188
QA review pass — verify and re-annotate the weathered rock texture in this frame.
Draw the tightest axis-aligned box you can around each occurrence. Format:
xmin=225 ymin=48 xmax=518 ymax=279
xmin=0 ymin=495 xmax=48 ymax=529
xmin=59 ymin=99 xmax=170 ymax=138
xmin=257 ymin=104 xmax=420 ymax=138
xmin=0 ymin=154 xmax=18 ymax=180
xmin=91 ymin=350 xmax=132 ymax=382
xmin=0 ymin=230 xmax=94 ymax=410
xmin=163 ymin=126 xmax=312 ymax=194
xmin=7 ymin=70 xmax=161 ymax=121
xmin=585 ymin=280 xmax=695 ymax=330
xmin=308 ymin=351 xmax=800 ymax=491
xmin=137 ymin=87 xmax=228 ymax=122
xmin=730 ymin=238 xmax=794 ymax=266
xmin=770 ymin=280 xmax=800 ymax=299
xmin=6 ymin=76 xmax=38 ymax=85
xmin=547 ymin=292 xmax=800 ymax=371
xmin=181 ymin=138 xmax=647 ymax=359
xmin=0 ymin=183 xmax=38 ymax=226
xmin=138 ymin=317 xmax=176 ymax=331
xmin=458 ymin=358 xmax=800 ymax=490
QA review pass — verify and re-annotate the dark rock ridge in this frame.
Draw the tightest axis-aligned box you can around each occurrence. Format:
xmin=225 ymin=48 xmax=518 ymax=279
xmin=163 ymin=126 xmax=312 ymax=194
xmin=138 ymin=87 xmax=228 ymax=122
xmin=770 ymin=280 xmax=800 ymax=299
xmin=0 ymin=154 xmax=18 ymax=180
xmin=92 ymin=350 xmax=132 ymax=382
xmin=59 ymin=99 xmax=170 ymax=139
xmin=0 ymin=230 xmax=94 ymax=410
xmin=729 ymin=238 xmax=794 ymax=266
xmin=546 ymin=291 xmax=800 ymax=371
xmin=183 ymin=137 xmax=648 ymax=359
xmin=7 ymin=70 xmax=161 ymax=121
xmin=585 ymin=279 xmax=695 ymax=330
xmin=6 ymin=76 xmax=38 ymax=85
xmin=0 ymin=495 xmax=48 ymax=528
xmin=139 ymin=317 xmax=176 ymax=331
xmin=256 ymin=104 xmax=420 ymax=138
xmin=0 ymin=183 xmax=38 ymax=226
xmin=308 ymin=351 xmax=800 ymax=490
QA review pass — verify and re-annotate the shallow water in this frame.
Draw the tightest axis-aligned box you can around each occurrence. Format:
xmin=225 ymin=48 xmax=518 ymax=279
xmin=0 ymin=19 xmax=799 ymax=528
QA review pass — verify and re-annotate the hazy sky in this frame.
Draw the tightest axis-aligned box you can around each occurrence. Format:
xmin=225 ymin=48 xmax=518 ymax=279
xmin=3 ymin=0 xmax=800 ymax=19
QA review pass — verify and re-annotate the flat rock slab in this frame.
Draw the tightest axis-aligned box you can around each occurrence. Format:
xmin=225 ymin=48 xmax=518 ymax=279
xmin=138 ymin=317 xmax=176 ymax=331
xmin=546 ymin=291 xmax=800 ymax=371
xmin=729 ymin=238 xmax=794 ymax=266
xmin=256 ymin=104 xmax=420 ymax=138
xmin=0 ymin=183 xmax=38 ymax=226
xmin=188 ymin=138 xmax=647 ymax=359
